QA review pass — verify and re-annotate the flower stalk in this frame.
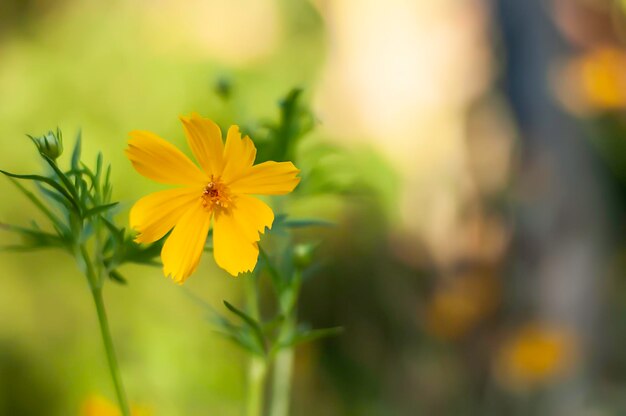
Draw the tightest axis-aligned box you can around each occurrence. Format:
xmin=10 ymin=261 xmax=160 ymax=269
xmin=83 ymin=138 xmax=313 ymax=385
xmin=80 ymin=244 xmax=131 ymax=416
xmin=91 ymin=286 xmax=131 ymax=416
xmin=245 ymin=274 xmax=267 ymax=416
xmin=269 ymin=270 xmax=302 ymax=416
xmin=247 ymin=355 xmax=268 ymax=416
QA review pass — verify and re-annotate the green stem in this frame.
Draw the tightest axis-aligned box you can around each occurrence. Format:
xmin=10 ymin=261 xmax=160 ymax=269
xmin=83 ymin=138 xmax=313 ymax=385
xmin=269 ymin=271 xmax=301 ymax=416
xmin=247 ymin=355 xmax=267 ymax=416
xmin=268 ymin=321 xmax=295 ymax=416
xmin=245 ymin=274 xmax=267 ymax=416
xmin=91 ymin=287 xmax=131 ymax=416
xmin=80 ymin=244 xmax=131 ymax=416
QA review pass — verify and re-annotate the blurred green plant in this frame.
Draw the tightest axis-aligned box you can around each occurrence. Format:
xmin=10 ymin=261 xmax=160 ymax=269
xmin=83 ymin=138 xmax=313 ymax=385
xmin=198 ymin=88 xmax=341 ymax=416
xmin=0 ymin=130 xmax=160 ymax=416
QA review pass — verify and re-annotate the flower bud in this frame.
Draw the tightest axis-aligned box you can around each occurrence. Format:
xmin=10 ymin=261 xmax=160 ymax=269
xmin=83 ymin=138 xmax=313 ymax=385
xmin=30 ymin=129 xmax=63 ymax=160
xmin=293 ymin=243 xmax=315 ymax=269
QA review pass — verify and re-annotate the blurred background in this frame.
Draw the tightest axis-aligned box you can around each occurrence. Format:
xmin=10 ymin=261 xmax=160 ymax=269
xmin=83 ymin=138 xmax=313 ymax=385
xmin=1 ymin=0 xmax=626 ymax=415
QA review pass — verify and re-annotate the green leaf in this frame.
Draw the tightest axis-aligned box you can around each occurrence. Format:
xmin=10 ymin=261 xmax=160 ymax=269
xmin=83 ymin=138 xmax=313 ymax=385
xmin=212 ymin=329 xmax=265 ymax=356
xmin=261 ymin=314 xmax=285 ymax=334
xmin=182 ymin=289 xmax=265 ymax=356
xmin=207 ymin=312 xmax=264 ymax=355
xmin=281 ymin=326 xmax=343 ymax=348
xmin=35 ymin=181 xmax=72 ymax=212
xmin=71 ymin=131 xmax=82 ymax=171
xmin=108 ymin=270 xmax=127 ymax=285
xmin=0 ymin=223 xmax=64 ymax=250
xmin=40 ymin=154 xmax=81 ymax=212
xmin=84 ymin=202 xmax=118 ymax=218
xmin=94 ymin=152 xmax=104 ymax=202
xmin=6 ymin=177 xmax=66 ymax=231
xmin=258 ymin=245 xmax=284 ymax=290
xmin=0 ymin=170 xmax=79 ymax=213
xmin=101 ymin=217 xmax=124 ymax=245
xmin=223 ymin=300 xmax=266 ymax=354
xmin=102 ymin=164 xmax=112 ymax=202
xmin=278 ymin=217 xmax=335 ymax=229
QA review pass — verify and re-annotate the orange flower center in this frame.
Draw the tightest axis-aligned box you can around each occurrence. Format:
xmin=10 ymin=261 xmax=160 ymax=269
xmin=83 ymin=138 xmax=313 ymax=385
xmin=201 ymin=176 xmax=232 ymax=211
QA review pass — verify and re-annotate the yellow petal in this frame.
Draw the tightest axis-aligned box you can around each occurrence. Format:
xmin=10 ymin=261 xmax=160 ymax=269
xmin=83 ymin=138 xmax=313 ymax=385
xmin=161 ymin=200 xmax=212 ymax=283
xmin=180 ymin=113 xmax=225 ymax=177
xmin=129 ymin=187 xmax=201 ymax=244
xmin=227 ymin=161 xmax=300 ymax=195
xmin=212 ymin=195 xmax=274 ymax=276
xmin=126 ymin=130 xmax=208 ymax=185
xmin=221 ymin=126 xmax=257 ymax=182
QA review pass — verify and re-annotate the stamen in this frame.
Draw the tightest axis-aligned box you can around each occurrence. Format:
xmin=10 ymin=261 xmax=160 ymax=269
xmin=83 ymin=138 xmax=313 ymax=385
xmin=200 ymin=176 xmax=231 ymax=211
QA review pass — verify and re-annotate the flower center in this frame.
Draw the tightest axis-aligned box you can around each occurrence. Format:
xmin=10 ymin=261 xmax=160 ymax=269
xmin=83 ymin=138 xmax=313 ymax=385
xmin=201 ymin=176 xmax=232 ymax=211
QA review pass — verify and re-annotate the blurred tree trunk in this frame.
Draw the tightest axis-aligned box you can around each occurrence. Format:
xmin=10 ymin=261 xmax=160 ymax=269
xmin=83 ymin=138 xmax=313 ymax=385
xmin=495 ymin=0 xmax=609 ymax=414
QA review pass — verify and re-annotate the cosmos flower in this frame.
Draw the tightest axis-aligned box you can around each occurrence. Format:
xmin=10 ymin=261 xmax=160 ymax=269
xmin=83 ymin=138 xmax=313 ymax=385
xmin=126 ymin=113 xmax=300 ymax=282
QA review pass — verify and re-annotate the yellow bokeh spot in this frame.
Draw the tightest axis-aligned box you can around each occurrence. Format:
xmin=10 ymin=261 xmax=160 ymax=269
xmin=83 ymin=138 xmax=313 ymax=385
xmin=80 ymin=395 xmax=152 ymax=416
xmin=425 ymin=272 xmax=500 ymax=340
xmin=494 ymin=324 xmax=577 ymax=390
xmin=580 ymin=47 xmax=626 ymax=109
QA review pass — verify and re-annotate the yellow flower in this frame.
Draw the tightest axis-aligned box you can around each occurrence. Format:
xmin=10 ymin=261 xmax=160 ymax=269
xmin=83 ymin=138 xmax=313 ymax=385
xmin=80 ymin=395 xmax=151 ymax=416
xmin=126 ymin=113 xmax=300 ymax=282
xmin=494 ymin=323 xmax=577 ymax=390
xmin=554 ymin=47 xmax=626 ymax=113
xmin=424 ymin=272 xmax=499 ymax=341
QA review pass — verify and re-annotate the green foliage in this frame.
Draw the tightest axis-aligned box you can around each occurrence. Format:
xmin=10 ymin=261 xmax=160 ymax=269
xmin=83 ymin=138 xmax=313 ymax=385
xmin=202 ymin=222 xmax=341 ymax=360
xmin=203 ymin=89 xmax=342 ymax=364
xmin=249 ymin=88 xmax=315 ymax=164
xmin=1 ymin=130 xmax=160 ymax=287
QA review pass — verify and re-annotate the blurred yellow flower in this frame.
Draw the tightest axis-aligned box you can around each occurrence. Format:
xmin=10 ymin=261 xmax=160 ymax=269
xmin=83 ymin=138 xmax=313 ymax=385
xmin=555 ymin=47 xmax=626 ymax=113
xmin=579 ymin=47 xmax=626 ymax=109
xmin=80 ymin=395 xmax=151 ymax=416
xmin=424 ymin=272 xmax=499 ymax=341
xmin=126 ymin=113 xmax=300 ymax=282
xmin=494 ymin=323 xmax=577 ymax=390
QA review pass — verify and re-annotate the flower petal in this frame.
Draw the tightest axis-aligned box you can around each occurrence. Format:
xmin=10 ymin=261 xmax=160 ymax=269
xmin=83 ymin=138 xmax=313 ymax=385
xmin=227 ymin=161 xmax=301 ymax=195
xmin=221 ymin=125 xmax=257 ymax=183
xmin=161 ymin=200 xmax=212 ymax=283
xmin=180 ymin=113 xmax=225 ymax=177
xmin=129 ymin=187 xmax=201 ymax=244
xmin=212 ymin=195 xmax=274 ymax=276
xmin=126 ymin=130 xmax=208 ymax=185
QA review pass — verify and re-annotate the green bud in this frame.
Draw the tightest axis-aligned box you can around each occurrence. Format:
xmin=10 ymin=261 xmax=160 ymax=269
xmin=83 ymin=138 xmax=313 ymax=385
xmin=214 ymin=77 xmax=232 ymax=101
xmin=30 ymin=128 xmax=63 ymax=160
xmin=293 ymin=243 xmax=315 ymax=269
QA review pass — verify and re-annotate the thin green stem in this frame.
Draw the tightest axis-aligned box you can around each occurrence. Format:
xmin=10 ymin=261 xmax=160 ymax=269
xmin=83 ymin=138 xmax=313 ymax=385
xmin=80 ymin=244 xmax=130 ymax=416
xmin=247 ymin=355 xmax=268 ymax=416
xmin=245 ymin=274 xmax=267 ymax=416
xmin=91 ymin=287 xmax=131 ymax=416
xmin=269 ymin=270 xmax=302 ymax=416
xmin=268 ymin=321 xmax=295 ymax=416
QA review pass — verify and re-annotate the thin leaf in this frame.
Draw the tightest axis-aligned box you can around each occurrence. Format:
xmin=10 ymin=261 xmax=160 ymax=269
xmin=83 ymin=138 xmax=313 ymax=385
xmin=223 ymin=300 xmax=266 ymax=354
xmin=281 ymin=326 xmax=344 ymax=348
xmin=281 ymin=218 xmax=335 ymax=228
xmin=40 ymin=154 xmax=81 ymax=212
xmin=212 ymin=329 xmax=265 ymax=356
xmin=0 ymin=170 xmax=79 ymax=212
xmin=0 ymin=223 xmax=63 ymax=249
xmin=258 ymin=245 xmax=282 ymax=289
xmin=84 ymin=202 xmax=119 ymax=218
xmin=71 ymin=131 xmax=82 ymax=171
xmin=108 ymin=270 xmax=127 ymax=285
xmin=7 ymin=177 xmax=65 ymax=230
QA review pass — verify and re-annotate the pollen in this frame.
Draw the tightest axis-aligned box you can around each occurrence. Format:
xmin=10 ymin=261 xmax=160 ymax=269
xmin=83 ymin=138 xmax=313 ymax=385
xmin=201 ymin=176 xmax=231 ymax=210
